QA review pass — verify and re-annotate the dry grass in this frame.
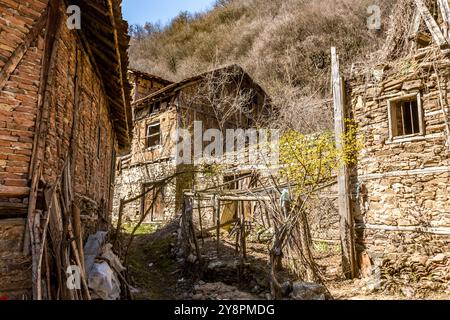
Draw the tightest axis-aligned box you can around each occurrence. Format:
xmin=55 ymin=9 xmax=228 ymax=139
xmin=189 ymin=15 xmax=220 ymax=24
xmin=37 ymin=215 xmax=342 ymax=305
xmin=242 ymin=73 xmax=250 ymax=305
xmin=129 ymin=0 xmax=396 ymax=132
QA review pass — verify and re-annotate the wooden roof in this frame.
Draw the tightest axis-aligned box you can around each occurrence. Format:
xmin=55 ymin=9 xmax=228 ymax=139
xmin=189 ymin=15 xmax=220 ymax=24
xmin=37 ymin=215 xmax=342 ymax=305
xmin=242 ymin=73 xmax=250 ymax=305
xmin=133 ymin=64 xmax=270 ymax=109
xmin=128 ymin=69 xmax=174 ymax=87
xmin=381 ymin=0 xmax=450 ymax=61
xmin=72 ymin=0 xmax=132 ymax=151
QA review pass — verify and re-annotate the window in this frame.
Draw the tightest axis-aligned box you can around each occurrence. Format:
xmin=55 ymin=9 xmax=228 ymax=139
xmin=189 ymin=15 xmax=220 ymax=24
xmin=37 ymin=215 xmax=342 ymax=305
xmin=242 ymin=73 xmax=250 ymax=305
xmin=146 ymin=121 xmax=161 ymax=148
xmin=151 ymin=102 xmax=160 ymax=114
xmin=388 ymin=93 xmax=424 ymax=139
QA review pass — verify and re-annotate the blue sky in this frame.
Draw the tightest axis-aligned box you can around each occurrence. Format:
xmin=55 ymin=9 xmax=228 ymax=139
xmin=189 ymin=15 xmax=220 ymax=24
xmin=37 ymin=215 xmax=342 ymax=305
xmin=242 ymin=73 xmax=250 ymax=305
xmin=122 ymin=0 xmax=217 ymax=26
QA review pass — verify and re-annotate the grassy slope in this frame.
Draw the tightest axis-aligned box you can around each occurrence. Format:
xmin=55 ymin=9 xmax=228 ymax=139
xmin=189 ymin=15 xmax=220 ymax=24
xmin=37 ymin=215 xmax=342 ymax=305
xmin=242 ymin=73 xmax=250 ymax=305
xmin=129 ymin=0 xmax=394 ymax=107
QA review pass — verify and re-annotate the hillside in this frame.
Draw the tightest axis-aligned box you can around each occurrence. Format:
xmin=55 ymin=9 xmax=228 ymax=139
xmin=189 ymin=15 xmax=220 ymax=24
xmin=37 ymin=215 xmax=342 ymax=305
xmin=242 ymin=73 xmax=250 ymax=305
xmin=129 ymin=0 xmax=395 ymax=132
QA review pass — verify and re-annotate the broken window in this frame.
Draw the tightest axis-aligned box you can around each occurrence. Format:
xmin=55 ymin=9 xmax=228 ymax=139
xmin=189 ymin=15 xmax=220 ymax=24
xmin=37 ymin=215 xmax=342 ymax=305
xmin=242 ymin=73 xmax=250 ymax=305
xmin=388 ymin=93 xmax=423 ymax=139
xmin=146 ymin=121 xmax=161 ymax=148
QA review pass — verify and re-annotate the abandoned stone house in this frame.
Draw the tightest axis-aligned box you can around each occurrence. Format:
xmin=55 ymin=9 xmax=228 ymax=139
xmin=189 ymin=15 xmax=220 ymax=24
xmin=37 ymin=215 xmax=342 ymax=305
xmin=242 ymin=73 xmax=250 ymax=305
xmin=0 ymin=0 xmax=131 ymax=299
xmin=113 ymin=65 xmax=273 ymax=225
xmin=347 ymin=0 xmax=450 ymax=288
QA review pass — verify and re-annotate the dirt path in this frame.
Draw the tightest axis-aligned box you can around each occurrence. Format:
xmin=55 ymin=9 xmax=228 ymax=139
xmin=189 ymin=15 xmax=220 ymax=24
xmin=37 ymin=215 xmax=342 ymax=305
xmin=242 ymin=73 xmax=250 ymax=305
xmin=126 ymin=221 xmax=193 ymax=299
xmin=125 ymin=222 xmax=449 ymax=300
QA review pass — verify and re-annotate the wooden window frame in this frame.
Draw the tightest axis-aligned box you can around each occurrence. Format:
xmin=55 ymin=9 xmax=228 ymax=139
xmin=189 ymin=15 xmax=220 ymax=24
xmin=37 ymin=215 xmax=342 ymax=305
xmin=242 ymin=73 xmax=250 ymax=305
xmin=146 ymin=121 xmax=161 ymax=149
xmin=388 ymin=92 xmax=424 ymax=142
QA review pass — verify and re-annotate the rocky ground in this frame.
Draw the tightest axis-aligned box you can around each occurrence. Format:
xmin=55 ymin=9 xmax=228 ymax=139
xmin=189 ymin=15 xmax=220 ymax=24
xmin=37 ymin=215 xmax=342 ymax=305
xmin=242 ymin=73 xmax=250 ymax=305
xmin=124 ymin=221 xmax=450 ymax=300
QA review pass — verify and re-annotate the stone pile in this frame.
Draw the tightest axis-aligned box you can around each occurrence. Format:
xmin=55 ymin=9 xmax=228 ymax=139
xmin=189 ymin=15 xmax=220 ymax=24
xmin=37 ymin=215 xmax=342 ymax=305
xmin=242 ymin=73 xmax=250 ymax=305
xmin=379 ymin=253 xmax=450 ymax=295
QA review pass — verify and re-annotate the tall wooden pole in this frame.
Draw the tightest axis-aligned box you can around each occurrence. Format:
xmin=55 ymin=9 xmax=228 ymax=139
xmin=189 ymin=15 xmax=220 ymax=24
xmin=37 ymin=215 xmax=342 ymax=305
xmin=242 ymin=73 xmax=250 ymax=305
xmin=331 ymin=47 xmax=357 ymax=279
xmin=214 ymin=195 xmax=221 ymax=256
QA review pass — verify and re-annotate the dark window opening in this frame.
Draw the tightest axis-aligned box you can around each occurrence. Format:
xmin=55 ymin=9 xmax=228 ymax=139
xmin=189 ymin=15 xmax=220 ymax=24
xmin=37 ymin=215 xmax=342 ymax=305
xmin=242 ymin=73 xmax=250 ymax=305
xmin=152 ymin=102 xmax=161 ymax=114
xmin=390 ymin=97 xmax=422 ymax=138
xmin=146 ymin=121 xmax=161 ymax=148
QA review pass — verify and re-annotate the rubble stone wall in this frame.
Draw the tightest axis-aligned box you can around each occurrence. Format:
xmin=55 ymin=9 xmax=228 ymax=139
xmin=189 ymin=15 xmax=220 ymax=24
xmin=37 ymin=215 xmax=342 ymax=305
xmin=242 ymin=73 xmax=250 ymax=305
xmin=113 ymin=160 xmax=178 ymax=223
xmin=349 ymin=48 xmax=450 ymax=289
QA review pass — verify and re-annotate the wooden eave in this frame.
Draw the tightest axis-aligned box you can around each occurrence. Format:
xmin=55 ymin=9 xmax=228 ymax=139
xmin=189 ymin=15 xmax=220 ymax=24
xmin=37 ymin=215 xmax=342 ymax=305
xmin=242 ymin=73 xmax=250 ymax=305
xmin=69 ymin=0 xmax=132 ymax=151
xmin=133 ymin=64 xmax=272 ymax=111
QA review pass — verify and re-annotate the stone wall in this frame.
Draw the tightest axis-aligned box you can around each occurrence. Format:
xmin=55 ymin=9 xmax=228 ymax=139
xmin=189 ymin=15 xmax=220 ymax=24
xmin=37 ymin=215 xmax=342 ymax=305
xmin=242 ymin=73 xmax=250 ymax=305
xmin=349 ymin=47 xmax=450 ymax=289
xmin=113 ymin=160 xmax=178 ymax=223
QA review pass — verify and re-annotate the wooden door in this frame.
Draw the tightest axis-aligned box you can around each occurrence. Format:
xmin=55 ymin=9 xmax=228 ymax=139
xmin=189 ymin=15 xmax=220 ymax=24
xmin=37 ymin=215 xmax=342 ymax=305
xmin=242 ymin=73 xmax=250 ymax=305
xmin=142 ymin=184 xmax=165 ymax=222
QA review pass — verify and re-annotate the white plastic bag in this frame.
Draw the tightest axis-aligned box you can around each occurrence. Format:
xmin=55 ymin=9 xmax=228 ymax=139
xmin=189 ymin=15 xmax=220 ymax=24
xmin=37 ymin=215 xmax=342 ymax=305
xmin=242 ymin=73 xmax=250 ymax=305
xmin=88 ymin=261 xmax=121 ymax=300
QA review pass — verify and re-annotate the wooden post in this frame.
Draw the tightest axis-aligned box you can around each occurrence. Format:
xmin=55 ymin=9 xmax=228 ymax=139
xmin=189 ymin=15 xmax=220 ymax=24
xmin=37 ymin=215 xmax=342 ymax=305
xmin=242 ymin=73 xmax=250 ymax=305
xmin=0 ymin=6 xmax=49 ymax=91
xmin=438 ymin=0 xmax=450 ymax=39
xmin=197 ymin=195 xmax=204 ymax=245
xmin=114 ymin=198 xmax=125 ymax=247
xmin=214 ymin=195 xmax=220 ymax=256
xmin=189 ymin=218 xmax=202 ymax=264
xmin=415 ymin=0 xmax=449 ymax=48
xmin=331 ymin=47 xmax=357 ymax=279
xmin=240 ymin=201 xmax=246 ymax=261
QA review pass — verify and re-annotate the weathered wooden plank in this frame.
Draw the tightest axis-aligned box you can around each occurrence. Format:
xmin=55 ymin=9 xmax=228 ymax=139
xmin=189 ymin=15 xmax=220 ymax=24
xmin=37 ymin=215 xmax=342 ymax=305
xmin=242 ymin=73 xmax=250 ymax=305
xmin=331 ymin=47 xmax=357 ymax=279
xmin=363 ymin=224 xmax=450 ymax=235
xmin=0 ymin=7 xmax=48 ymax=91
xmin=0 ymin=186 xmax=30 ymax=199
xmin=106 ymin=0 xmax=130 ymax=141
xmin=438 ymin=0 xmax=450 ymax=38
xmin=0 ymin=202 xmax=28 ymax=217
xmin=408 ymin=9 xmax=423 ymax=52
xmin=414 ymin=0 xmax=449 ymax=48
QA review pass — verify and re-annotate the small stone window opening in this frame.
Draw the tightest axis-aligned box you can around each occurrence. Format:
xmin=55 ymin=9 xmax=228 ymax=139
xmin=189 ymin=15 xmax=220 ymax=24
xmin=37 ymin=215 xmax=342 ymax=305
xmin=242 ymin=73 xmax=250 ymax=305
xmin=146 ymin=121 xmax=161 ymax=148
xmin=388 ymin=93 xmax=424 ymax=139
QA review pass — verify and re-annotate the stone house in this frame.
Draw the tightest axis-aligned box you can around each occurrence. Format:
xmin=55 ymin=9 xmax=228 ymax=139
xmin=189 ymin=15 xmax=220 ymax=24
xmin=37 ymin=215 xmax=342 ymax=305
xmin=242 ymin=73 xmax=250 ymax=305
xmin=113 ymin=65 xmax=273 ymax=225
xmin=0 ymin=0 xmax=131 ymax=299
xmin=347 ymin=0 xmax=450 ymax=290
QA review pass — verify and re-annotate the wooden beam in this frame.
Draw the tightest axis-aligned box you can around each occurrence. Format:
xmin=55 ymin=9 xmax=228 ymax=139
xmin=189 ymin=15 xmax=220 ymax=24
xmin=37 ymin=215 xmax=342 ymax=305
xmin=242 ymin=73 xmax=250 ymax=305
xmin=0 ymin=186 xmax=30 ymax=198
xmin=197 ymin=219 xmax=239 ymax=236
xmin=331 ymin=47 xmax=357 ymax=279
xmin=184 ymin=192 xmax=272 ymax=202
xmin=25 ymin=0 xmax=63 ymax=257
xmin=0 ymin=7 xmax=48 ymax=91
xmin=362 ymin=224 xmax=450 ymax=236
xmin=197 ymin=196 xmax=204 ymax=245
xmin=0 ymin=202 xmax=28 ymax=216
xmin=214 ymin=195 xmax=220 ymax=256
xmin=240 ymin=201 xmax=246 ymax=261
xmin=408 ymin=8 xmax=422 ymax=52
xmin=414 ymin=0 xmax=449 ymax=48
xmin=438 ymin=0 xmax=450 ymax=39
xmin=106 ymin=0 xmax=130 ymax=143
